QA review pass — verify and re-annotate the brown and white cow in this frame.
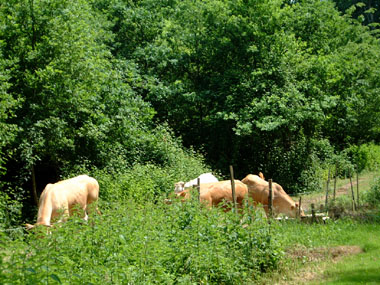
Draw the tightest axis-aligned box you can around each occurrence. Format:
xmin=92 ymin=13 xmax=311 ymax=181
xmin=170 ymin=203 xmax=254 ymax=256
xmin=25 ymin=175 xmax=100 ymax=229
xmin=175 ymin=180 xmax=248 ymax=210
xmin=241 ymin=174 xmax=304 ymax=218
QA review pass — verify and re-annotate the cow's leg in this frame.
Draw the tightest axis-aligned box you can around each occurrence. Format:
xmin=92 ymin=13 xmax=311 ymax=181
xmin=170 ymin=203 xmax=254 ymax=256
xmin=81 ymin=203 xmax=89 ymax=222
xmin=57 ymin=206 xmax=70 ymax=223
xmin=200 ymin=194 xmax=212 ymax=208
xmin=263 ymin=205 xmax=270 ymax=218
xmin=85 ymin=202 xmax=101 ymax=217
xmin=87 ymin=190 xmax=101 ymax=216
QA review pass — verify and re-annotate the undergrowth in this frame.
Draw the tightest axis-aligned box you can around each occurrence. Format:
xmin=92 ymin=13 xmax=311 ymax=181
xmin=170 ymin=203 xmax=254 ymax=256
xmin=0 ymin=198 xmax=281 ymax=284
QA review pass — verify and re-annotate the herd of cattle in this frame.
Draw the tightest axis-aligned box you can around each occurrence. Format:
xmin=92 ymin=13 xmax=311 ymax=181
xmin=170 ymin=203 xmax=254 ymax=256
xmin=25 ymin=173 xmax=305 ymax=229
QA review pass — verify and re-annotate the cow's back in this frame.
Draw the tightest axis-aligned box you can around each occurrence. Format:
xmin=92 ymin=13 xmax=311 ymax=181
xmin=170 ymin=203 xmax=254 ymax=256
xmin=62 ymin=175 xmax=99 ymax=206
xmin=241 ymin=174 xmax=268 ymax=204
xmin=73 ymin=175 xmax=99 ymax=201
xmin=242 ymin=174 xmax=301 ymax=217
xmin=200 ymin=180 xmax=248 ymax=207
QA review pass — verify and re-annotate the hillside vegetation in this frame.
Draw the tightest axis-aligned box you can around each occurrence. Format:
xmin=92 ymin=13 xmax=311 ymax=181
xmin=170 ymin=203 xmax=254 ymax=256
xmin=1 ymin=0 xmax=380 ymax=283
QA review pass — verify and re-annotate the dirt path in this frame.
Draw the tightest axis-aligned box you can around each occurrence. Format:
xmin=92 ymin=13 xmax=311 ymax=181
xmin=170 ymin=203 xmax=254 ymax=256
xmin=300 ymin=178 xmax=364 ymax=211
xmin=277 ymin=245 xmax=363 ymax=285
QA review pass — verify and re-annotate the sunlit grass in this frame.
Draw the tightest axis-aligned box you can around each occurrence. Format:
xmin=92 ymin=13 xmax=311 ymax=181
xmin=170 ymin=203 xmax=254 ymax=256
xmin=260 ymin=217 xmax=380 ymax=284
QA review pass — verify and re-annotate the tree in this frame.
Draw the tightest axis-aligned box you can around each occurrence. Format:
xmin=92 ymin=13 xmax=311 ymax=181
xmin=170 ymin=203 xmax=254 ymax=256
xmin=0 ymin=0 xmax=157 ymax=201
xmin=106 ymin=0 xmax=380 ymax=192
xmin=333 ymin=0 xmax=380 ymax=29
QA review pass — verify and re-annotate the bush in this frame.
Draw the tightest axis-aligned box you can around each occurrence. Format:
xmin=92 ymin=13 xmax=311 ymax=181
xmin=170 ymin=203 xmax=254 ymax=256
xmin=345 ymin=143 xmax=380 ymax=173
xmin=93 ymin=150 xmax=212 ymax=203
xmin=365 ymin=177 xmax=380 ymax=208
xmin=0 ymin=200 xmax=282 ymax=284
xmin=0 ymin=187 xmax=23 ymax=233
xmin=57 ymin=124 xmax=212 ymax=203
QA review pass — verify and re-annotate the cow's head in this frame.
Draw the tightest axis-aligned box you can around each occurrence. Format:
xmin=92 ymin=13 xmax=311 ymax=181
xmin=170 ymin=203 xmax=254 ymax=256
xmin=174 ymin=181 xmax=185 ymax=193
xmin=289 ymin=202 xmax=305 ymax=218
xmin=176 ymin=189 xmax=191 ymax=200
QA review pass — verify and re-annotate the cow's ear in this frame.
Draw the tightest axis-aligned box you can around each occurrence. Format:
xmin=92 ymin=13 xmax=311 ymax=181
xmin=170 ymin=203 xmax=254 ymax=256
xmin=295 ymin=202 xmax=299 ymax=208
xmin=290 ymin=205 xmax=295 ymax=210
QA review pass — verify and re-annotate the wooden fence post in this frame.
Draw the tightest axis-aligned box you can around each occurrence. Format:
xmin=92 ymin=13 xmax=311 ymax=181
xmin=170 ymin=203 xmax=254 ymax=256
xmin=229 ymin=165 xmax=237 ymax=214
xmin=311 ymin=203 xmax=316 ymax=223
xmin=268 ymin=179 xmax=273 ymax=218
xmin=325 ymin=168 xmax=331 ymax=211
xmin=298 ymin=196 xmax=302 ymax=220
xmin=333 ymin=166 xmax=338 ymax=201
xmin=349 ymin=171 xmax=356 ymax=211
xmin=356 ymin=168 xmax=360 ymax=208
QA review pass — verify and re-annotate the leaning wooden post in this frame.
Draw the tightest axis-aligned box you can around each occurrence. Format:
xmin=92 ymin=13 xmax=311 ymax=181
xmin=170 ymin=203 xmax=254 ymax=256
xmin=356 ymin=167 xmax=360 ymax=208
xmin=197 ymin=177 xmax=201 ymax=202
xmin=333 ymin=166 xmax=338 ymax=201
xmin=31 ymin=165 xmax=39 ymax=206
xmin=268 ymin=179 xmax=273 ymax=219
xmin=325 ymin=168 xmax=331 ymax=211
xmin=298 ymin=196 xmax=302 ymax=220
xmin=311 ymin=203 xmax=316 ymax=223
xmin=229 ymin=165 xmax=238 ymax=214
xmin=349 ymin=170 xmax=356 ymax=211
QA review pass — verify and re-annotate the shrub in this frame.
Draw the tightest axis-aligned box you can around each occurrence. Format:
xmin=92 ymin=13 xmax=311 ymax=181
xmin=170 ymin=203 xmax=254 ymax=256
xmin=347 ymin=143 xmax=380 ymax=173
xmin=0 ymin=187 xmax=23 ymax=233
xmin=0 ymin=199 xmax=282 ymax=284
xmin=365 ymin=177 xmax=380 ymax=208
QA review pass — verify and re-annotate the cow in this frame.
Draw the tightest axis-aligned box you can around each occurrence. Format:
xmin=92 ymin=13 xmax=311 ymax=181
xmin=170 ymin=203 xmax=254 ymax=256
xmin=241 ymin=174 xmax=304 ymax=218
xmin=175 ymin=180 xmax=248 ymax=210
xmin=25 ymin=175 xmax=100 ymax=230
xmin=174 ymin=173 xmax=218 ymax=193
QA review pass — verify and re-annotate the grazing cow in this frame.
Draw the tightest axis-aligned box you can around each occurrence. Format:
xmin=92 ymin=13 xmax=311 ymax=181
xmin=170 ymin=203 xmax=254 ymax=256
xmin=25 ymin=175 xmax=100 ymax=229
xmin=241 ymin=174 xmax=304 ymax=218
xmin=174 ymin=173 xmax=218 ymax=193
xmin=176 ymin=180 xmax=248 ymax=210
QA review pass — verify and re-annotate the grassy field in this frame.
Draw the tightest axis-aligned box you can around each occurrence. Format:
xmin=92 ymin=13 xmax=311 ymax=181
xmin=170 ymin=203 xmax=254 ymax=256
xmin=1 ymin=171 xmax=379 ymax=284
xmin=261 ymin=220 xmax=380 ymax=284
xmin=260 ymin=170 xmax=380 ymax=284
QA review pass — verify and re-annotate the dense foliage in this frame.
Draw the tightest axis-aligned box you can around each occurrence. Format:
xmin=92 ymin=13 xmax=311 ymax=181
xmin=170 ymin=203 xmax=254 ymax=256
xmin=96 ymin=0 xmax=380 ymax=192
xmin=0 ymin=200 xmax=281 ymax=284
xmin=1 ymin=0 xmax=380 ymax=231
xmin=366 ymin=177 xmax=380 ymax=207
xmin=1 ymin=1 xmax=380 ymax=283
xmin=333 ymin=0 xmax=380 ymax=29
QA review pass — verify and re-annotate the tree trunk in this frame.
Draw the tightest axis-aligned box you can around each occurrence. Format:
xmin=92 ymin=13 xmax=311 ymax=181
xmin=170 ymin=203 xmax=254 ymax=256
xmin=31 ymin=165 xmax=39 ymax=206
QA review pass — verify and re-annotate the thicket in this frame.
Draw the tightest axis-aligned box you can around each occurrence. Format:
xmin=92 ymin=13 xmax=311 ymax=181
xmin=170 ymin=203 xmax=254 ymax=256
xmin=0 ymin=200 xmax=281 ymax=284
xmin=1 ymin=0 xmax=380 ymax=230
xmin=97 ymin=0 xmax=380 ymax=192
xmin=1 ymin=1 xmax=380 ymax=283
xmin=365 ymin=177 xmax=380 ymax=208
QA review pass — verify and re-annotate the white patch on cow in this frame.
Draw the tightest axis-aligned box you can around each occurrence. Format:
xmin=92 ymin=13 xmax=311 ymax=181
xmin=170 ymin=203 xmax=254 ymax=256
xmin=174 ymin=173 xmax=218 ymax=193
